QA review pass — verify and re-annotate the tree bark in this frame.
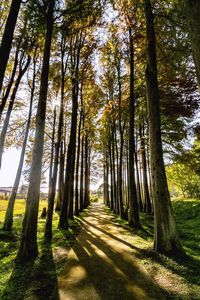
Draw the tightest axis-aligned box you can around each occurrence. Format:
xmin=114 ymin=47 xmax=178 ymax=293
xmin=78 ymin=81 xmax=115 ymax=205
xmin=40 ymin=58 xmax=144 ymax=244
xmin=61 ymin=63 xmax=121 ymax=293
xmin=55 ymin=40 xmax=66 ymax=212
xmin=17 ymin=0 xmax=55 ymax=261
xmin=45 ymin=103 xmax=63 ymax=239
xmin=75 ymin=112 xmax=82 ymax=215
xmin=84 ymin=133 xmax=89 ymax=208
xmin=79 ymin=113 xmax=84 ymax=212
xmin=103 ymin=149 xmax=109 ymax=206
xmin=139 ymin=123 xmax=151 ymax=213
xmin=59 ymin=78 xmax=78 ymax=226
xmin=135 ymin=140 xmax=143 ymax=212
xmin=108 ymin=132 xmax=114 ymax=210
xmin=0 ymin=0 xmax=22 ymax=94
xmin=117 ymin=64 xmax=125 ymax=218
xmin=128 ymin=26 xmax=139 ymax=227
xmin=144 ymin=0 xmax=182 ymax=254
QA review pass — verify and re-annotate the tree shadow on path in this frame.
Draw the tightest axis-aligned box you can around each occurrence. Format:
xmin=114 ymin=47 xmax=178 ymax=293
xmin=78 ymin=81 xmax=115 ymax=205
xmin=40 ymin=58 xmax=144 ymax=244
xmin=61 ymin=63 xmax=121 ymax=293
xmin=58 ymin=202 xmax=165 ymax=300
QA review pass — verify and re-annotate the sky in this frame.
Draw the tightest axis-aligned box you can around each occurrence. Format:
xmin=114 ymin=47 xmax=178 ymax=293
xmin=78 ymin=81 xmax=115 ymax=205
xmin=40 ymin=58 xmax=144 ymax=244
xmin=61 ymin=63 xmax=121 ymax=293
xmin=0 ymin=148 xmax=22 ymax=187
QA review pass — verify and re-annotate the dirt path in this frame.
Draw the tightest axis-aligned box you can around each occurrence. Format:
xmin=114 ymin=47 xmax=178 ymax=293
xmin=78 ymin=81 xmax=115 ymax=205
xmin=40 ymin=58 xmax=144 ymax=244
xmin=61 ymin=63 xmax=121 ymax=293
xmin=56 ymin=201 xmax=165 ymax=300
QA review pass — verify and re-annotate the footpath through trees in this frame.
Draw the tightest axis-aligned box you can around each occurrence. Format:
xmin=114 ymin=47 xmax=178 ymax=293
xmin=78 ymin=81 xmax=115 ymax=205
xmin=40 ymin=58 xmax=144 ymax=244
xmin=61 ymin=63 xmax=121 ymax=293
xmin=55 ymin=201 xmax=165 ymax=300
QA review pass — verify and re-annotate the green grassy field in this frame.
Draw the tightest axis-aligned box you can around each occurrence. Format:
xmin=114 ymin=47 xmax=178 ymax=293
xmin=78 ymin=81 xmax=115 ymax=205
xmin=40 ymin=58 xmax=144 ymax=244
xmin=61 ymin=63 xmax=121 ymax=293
xmin=0 ymin=198 xmax=199 ymax=299
xmin=0 ymin=199 xmax=81 ymax=299
xmin=111 ymin=198 xmax=200 ymax=299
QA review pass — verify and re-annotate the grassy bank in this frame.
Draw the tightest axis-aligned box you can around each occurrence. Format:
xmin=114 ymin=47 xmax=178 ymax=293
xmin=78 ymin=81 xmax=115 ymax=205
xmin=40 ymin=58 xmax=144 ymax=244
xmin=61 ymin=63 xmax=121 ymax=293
xmin=0 ymin=199 xmax=81 ymax=299
xmin=111 ymin=198 xmax=200 ymax=299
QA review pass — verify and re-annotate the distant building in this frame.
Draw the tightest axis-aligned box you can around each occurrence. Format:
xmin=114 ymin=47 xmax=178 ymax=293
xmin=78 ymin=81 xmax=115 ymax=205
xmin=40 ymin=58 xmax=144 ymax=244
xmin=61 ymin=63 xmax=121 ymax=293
xmin=0 ymin=187 xmax=12 ymax=197
xmin=0 ymin=185 xmax=49 ymax=200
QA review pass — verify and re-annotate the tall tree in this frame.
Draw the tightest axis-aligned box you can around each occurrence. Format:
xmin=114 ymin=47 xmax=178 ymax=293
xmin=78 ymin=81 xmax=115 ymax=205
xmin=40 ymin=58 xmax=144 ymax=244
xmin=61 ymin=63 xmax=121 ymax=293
xmin=144 ymin=0 xmax=182 ymax=254
xmin=128 ymin=25 xmax=139 ymax=227
xmin=17 ymin=0 xmax=55 ymax=261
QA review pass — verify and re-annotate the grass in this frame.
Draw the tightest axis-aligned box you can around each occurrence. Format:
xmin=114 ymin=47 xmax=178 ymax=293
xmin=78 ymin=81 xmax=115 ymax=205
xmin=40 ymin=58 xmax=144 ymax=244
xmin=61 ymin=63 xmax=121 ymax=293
xmin=0 ymin=198 xmax=200 ymax=299
xmin=0 ymin=199 xmax=81 ymax=299
xmin=109 ymin=198 xmax=200 ymax=299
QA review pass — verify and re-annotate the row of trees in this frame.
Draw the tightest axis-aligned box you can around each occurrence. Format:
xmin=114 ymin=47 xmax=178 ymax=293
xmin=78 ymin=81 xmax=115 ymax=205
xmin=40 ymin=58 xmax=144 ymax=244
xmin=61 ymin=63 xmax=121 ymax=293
xmin=0 ymin=0 xmax=104 ymax=261
xmin=0 ymin=0 xmax=200 ymax=262
xmin=100 ymin=0 xmax=199 ymax=254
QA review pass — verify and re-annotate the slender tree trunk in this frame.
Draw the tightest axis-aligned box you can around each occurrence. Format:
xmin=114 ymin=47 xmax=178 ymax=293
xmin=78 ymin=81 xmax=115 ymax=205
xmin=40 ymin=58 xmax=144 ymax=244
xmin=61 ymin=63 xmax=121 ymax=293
xmin=111 ymin=126 xmax=118 ymax=214
xmin=59 ymin=79 xmax=78 ymax=226
xmin=117 ymin=64 xmax=125 ymax=218
xmin=79 ymin=113 xmax=84 ymax=212
xmin=17 ymin=0 xmax=55 ymax=261
xmin=55 ymin=43 xmax=65 ymax=212
xmin=49 ymin=109 xmax=56 ymax=190
xmin=104 ymin=149 xmax=109 ymax=206
xmin=140 ymin=123 xmax=151 ymax=213
xmin=75 ymin=112 xmax=82 ymax=215
xmin=3 ymin=55 xmax=36 ymax=230
xmin=84 ymin=133 xmax=89 ymax=208
xmin=0 ymin=54 xmax=31 ymax=169
xmin=128 ymin=27 xmax=139 ymax=227
xmin=0 ymin=0 xmax=22 ymax=93
xmin=135 ymin=141 xmax=143 ymax=212
xmin=45 ymin=100 xmax=63 ymax=239
xmin=108 ymin=133 xmax=114 ymax=210
xmin=55 ymin=142 xmax=64 ymax=211
xmin=144 ymin=0 xmax=182 ymax=254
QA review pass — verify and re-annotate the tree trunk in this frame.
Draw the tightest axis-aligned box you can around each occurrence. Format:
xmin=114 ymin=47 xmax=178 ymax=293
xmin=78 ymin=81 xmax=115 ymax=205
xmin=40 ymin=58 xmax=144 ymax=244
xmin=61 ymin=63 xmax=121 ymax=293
xmin=79 ymin=113 xmax=84 ymax=212
xmin=117 ymin=64 xmax=125 ymax=218
xmin=103 ymin=149 xmax=109 ymax=206
xmin=75 ymin=112 xmax=82 ymax=215
xmin=0 ymin=54 xmax=31 ymax=169
xmin=139 ymin=123 xmax=151 ymax=214
xmin=55 ymin=42 xmax=65 ymax=212
xmin=111 ymin=126 xmax=118 ymax=214
xmin=128 ymin=27 xmax=139 ymax=227
xmin=59 ymin=78 xmax=78 ymax=226
xmin=84 ymin=133 xmax=89 ymax=208
xmin=0 ymin=0 xmax=22 ymax=93
xmin=144 ymin=0 xmax=182 ymax=254
xmin=55 ymin=142 xmax=65 ymax=211
xmin=17 ymin=0 xmax=55 ymax=261
xmin=45 ymin=100 xmax=63 ymax=239
xmin=49 ymin=108 xmax=56 ymax=191
xmin=108 ymin=133 xmax=114 ymax=210
xmin=135 ymin=142 xmax=143 ymax=212
xmin=3 ymin=54 xmax=36 ymax=230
